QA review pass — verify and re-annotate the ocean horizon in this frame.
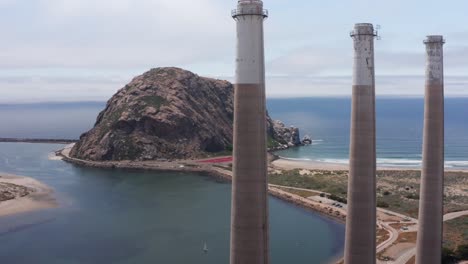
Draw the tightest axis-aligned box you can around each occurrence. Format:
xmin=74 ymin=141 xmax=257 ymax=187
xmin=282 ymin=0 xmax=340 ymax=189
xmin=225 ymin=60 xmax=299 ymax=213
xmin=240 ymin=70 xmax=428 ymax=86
xmin=1 ymin=97 xmax=467 ymax=169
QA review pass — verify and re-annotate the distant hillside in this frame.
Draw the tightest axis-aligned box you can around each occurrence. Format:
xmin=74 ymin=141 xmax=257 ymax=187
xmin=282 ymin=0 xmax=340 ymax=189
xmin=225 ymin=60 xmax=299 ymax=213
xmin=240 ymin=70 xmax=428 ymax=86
xmin=70 ymin=67 xmax=302 ymax=161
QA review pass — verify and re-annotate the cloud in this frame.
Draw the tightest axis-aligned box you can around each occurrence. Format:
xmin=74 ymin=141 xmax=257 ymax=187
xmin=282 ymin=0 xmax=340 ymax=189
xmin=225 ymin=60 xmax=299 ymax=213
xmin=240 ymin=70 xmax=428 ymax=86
xmin=265 ymin=75 xmax=468 ymax=98
xmin=1 ymin=0 xmax=468 ymax=102
xmin=0 ymin=0 xmax=235 ymax=69
xmin=0 ymin=75 xmax=129 ymax=103
xmin=267 ymin=47 xmax=351 ymax=76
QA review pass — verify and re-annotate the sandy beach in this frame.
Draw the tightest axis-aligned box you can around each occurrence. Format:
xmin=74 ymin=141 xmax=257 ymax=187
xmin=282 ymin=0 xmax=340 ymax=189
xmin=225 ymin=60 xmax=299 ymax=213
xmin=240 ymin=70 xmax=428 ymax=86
xmin=0 ymin=173 xmax=57 ymax=217
xmin=272 ymin=157 xmax=468 ymax=172
xmin=272 ymin=158 xmax=349 ymax=171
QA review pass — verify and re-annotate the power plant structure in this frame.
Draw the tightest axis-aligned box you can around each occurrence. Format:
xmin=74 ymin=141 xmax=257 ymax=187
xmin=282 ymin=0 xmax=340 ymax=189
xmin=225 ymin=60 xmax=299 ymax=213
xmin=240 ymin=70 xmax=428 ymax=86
xmin=344 ymin=23 xmax=377 ymax=264
xmin=230 ymin=1 xmax=269 ymax=264
xmin=415 ymin=35 xmax=445 ymax=264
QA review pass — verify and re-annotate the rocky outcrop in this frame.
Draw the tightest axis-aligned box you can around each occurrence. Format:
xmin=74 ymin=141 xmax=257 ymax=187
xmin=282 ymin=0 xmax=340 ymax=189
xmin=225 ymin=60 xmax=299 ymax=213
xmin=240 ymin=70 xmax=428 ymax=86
xmin=267 ymin=120 xmax=304 ymax=149
xmin=302 ymin=135 xmax=312 ymax=145
xmin=70 ymin=67 xmax=303 ymax=161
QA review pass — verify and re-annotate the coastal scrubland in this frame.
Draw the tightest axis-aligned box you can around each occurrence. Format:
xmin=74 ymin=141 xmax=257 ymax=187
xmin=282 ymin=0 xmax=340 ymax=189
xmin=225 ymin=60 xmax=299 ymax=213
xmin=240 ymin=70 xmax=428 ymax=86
xmin=268 ymin=168 xmax=468 ymax=253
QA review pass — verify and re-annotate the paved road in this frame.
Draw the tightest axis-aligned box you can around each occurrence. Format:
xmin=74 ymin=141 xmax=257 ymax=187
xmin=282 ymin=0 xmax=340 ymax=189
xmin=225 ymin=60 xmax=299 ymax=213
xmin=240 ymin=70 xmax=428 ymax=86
xmin=377 ymin=221 xmax=399 ymax=253
xmin=268 ymin=184 xmax=327 ymax=194
xmin=392 ymin=247 xmax=416 ymax=264
xmin=444 ymin=210 xmax=468 ymax=221
xmin=377 ymin=208 xmax=417 ymax=223
xmin=380 ymin=210 xmax=468 ymax=264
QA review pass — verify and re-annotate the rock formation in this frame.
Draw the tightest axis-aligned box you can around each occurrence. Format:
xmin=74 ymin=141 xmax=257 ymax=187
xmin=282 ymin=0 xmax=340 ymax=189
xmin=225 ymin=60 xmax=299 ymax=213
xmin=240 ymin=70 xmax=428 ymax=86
xmin=267 ymin=120 xmax=304 ymax=149
xmin=70 ymin=67 xmax=302 ymax=161
xmin=302 ymin=135 xmax=312 ymax=145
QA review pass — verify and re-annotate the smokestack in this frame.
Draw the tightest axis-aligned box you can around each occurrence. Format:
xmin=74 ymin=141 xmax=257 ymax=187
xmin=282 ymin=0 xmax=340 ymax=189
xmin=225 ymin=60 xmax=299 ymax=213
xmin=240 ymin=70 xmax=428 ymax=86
xmin=344 ymin=23 xmax=377 ymax=264
xmin=416 ymin=35 xmax=445 ymax=264
xmin=230 ymin=1 xmax=269 ymax=264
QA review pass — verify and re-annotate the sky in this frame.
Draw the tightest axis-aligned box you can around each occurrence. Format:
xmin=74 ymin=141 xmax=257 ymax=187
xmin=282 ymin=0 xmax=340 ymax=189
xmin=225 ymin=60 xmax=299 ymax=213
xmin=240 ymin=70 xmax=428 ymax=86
xmin=1 ymin=0 xmax=468 ymax=103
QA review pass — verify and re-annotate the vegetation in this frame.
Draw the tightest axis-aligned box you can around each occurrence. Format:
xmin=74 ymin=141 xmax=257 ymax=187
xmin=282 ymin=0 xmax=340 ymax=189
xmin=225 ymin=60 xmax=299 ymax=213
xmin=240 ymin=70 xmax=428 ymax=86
xmin=267 ymin=168 xmax=468 ymax=262
xmin=442 ymin=244 xmax=468 ymax=263
xmin=276 ymin=187 xmax=319 ymax=198
xmin=141 ymin=95 xmax=166 ymax=109
xmin=328 ymin=194 xmax=347 ymax=204
xmin=270 ymin=169 xmax=468 ymax=219
xmin=377 ymin=200 xmax=389 ymax=208
xmin=225 ymin=144 xmax=233 ymax=152
xmin=268 ymin=169 xmax=348 ymax=196
xmin=267 ymin=135 xmax=280 ymax=149
xmin=405 ymin=193 xmax=420 ymax=200
xmin=444 ymin=216 xmax=468 ymax=251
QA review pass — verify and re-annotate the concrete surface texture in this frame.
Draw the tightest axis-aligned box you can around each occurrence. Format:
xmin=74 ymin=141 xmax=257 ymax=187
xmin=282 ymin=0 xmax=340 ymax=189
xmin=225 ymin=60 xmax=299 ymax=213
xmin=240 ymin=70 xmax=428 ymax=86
xmin=344 ymin=23 xmax=377 ymax=264
xmin=415 ymin=35 xmax=445 ymax=264
xmin=230 ymin=1 xmax=269 ymax=264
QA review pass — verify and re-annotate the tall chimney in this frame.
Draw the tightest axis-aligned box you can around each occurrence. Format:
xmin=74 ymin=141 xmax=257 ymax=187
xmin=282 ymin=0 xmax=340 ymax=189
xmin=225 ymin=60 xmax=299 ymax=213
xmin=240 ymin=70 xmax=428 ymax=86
xmin=416 ymin=35 xmax=445 ymax=264
xmin=344 ymin=23 xmax=377 ymax=264
xmin=230 ymin=1 xmax=269 ymax=264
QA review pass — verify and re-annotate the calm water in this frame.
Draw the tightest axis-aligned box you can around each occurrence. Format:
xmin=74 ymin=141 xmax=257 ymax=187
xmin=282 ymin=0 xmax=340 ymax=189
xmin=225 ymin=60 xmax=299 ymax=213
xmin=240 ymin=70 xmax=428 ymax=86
xmin=267 ymin=97 xmax=468 ymax=169
xmin=0 ymin=143 xmax=344 ymax=264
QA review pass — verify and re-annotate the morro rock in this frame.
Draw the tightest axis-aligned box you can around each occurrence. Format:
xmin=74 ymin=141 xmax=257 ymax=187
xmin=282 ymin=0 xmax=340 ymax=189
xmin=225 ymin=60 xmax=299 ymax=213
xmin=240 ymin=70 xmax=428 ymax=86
xmin=70 ymin=67 xmax=301 ymax=161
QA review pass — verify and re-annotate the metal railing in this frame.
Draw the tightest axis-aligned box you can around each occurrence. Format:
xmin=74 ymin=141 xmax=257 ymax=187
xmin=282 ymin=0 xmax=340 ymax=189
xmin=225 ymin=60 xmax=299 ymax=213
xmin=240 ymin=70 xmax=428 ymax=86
xmin=350 ymin=30 xmax=379 ymax=38
xmin=423 ymin=37 xmax=445 ymax=44
xmin=231 ymin=9 xmax=268 ymax=18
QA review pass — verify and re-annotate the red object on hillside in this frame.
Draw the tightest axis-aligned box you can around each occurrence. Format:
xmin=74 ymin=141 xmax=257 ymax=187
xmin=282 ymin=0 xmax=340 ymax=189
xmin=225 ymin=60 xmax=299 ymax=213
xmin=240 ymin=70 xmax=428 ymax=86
xmin=198 ymin=157 xmax=233 ymax=163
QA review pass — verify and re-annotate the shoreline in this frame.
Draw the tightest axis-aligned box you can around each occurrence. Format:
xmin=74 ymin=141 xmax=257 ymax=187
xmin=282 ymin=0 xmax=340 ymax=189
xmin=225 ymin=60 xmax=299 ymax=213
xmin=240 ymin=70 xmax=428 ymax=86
xmin=272 ymin=156 xmax=468 ymax=172
xmin=57 ymin=145 xmax=468 ymax=264
xmin=0 ymin=173 xmax=57 ymax=217
xmin=58 ymin=145 xmax=347 ymax=224
xmin=0 ymin=138 xmax=77 ymax=144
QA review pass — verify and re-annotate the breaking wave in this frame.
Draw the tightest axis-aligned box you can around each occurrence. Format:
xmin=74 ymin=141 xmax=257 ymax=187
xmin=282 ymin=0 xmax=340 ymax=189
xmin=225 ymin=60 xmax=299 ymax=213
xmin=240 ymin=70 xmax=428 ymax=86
xmin=316 ymin=158 xmax=468 ymax=168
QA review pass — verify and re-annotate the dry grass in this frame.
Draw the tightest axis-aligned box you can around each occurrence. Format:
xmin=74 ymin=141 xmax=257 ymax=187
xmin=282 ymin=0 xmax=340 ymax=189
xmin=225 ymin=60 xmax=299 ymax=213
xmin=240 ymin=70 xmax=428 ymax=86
xmin=268 ymin=169 xmax=348 ymax=197
xmin=443 ymin=215 xmax=468 ymax=250
xmin=270 ymin=169 xmax=468 ymax=219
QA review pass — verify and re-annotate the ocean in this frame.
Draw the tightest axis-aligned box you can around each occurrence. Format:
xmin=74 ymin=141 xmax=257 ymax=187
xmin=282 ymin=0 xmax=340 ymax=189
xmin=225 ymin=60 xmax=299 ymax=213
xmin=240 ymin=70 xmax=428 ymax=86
xmin=267 ymin=97 xmax=468 ymax=169
xmin=1 ymin=97 xmax=466 ymax=169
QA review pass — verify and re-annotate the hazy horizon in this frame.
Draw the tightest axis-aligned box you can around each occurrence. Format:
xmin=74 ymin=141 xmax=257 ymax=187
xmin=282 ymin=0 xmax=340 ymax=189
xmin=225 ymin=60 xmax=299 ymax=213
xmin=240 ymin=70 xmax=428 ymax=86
xmin=1 ymin=0 xmax=468 ymax=102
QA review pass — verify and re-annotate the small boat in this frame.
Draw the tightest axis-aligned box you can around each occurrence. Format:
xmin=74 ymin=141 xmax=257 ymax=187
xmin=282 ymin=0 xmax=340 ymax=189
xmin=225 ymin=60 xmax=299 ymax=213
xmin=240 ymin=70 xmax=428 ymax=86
xmin=203 ymin=242 xmax=208 ymax=253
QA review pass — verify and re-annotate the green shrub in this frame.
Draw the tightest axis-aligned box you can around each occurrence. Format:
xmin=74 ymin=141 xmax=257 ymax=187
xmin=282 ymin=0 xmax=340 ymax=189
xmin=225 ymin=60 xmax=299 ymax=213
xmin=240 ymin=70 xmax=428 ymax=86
xmin=377 ymin=200 xmax=389 ymax=208
xmin=405 ymin=193 xmax=420 ymax=200
xmin=455 ymin=244 xmax=468 ymax=260
xmin=442 ymin=247 xmax=456 ymax=263
xmin=328 ymin=194 xmax=347 ymax=204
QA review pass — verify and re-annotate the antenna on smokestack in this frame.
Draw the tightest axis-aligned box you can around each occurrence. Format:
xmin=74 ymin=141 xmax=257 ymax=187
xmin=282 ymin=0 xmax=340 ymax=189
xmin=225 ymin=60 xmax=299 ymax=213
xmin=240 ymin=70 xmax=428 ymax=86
xmin=375 ymin=24 xmax=382 ymax=40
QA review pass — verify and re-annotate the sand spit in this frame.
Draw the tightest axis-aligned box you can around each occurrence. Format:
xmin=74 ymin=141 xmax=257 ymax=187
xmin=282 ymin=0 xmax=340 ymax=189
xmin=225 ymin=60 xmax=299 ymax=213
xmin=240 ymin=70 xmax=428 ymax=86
xmin=0 ymin=173 xmax=57 ymax=217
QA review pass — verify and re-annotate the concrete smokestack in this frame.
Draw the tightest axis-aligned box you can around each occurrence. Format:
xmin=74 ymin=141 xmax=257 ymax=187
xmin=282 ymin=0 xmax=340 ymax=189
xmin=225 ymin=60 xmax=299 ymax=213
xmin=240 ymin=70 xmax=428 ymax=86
xmin=230 ymin=1 xmax=269 ymax=264
xmin=344 ymin=23 xmax=377 ymax=264
xmin=416 ymin=35 xmax=445 ymax=264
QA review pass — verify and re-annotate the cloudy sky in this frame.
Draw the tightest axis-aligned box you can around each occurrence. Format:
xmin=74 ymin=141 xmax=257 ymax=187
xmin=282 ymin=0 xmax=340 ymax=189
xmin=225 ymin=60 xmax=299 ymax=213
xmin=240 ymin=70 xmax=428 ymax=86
xmin=1 ymin=0 xmax=468 ymax=103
